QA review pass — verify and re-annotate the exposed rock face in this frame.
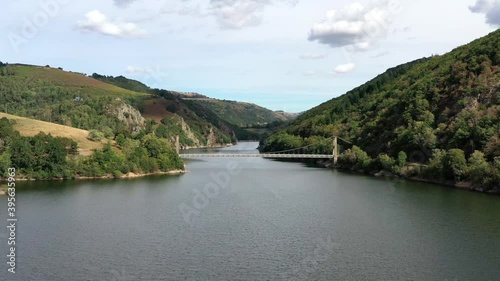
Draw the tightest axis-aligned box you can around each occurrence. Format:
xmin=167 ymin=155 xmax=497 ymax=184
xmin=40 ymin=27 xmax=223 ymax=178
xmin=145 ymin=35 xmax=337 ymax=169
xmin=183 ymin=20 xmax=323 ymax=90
xmin=179 ymin=117 xmax=202 ymax=147
xmin=206 ymin=127 xmax=216 ymax=147
xmin=107 ymin=99 xmax=146 ymax=133
xmin=173 ymin=116 xmax=230 ymax=149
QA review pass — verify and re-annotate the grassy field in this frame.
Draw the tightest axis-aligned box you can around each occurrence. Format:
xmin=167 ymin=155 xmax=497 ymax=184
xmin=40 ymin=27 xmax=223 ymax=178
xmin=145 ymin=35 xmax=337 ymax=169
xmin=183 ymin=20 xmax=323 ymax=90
xmin=0 ymin=112 xmax=107 ymax=156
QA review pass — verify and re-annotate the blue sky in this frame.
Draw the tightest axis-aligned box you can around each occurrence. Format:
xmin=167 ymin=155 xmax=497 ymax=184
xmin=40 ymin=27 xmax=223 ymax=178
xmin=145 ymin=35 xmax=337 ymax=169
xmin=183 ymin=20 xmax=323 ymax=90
xmin=1 ymin=0 xmax=499 ymax=112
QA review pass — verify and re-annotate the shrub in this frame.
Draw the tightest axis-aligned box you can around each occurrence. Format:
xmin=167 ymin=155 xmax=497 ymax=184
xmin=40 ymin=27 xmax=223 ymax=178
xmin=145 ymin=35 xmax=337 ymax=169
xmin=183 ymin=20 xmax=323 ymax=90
xmin=397 ymin=151 xmax=407 ymax=167
xmin=377 ymin=153 xmax=396 ymax=172
xmin=338 ymin=146 xmax=373 ymax=171
xmin=444 ymin=149 xmax=467 ymax=181
xmin=88 ymin=130 xmax=104 ymax=141
xmin=467 ymin=151 xmax=489 ymax=185
xmin=424 ymin=149 xmax=446 ymax=179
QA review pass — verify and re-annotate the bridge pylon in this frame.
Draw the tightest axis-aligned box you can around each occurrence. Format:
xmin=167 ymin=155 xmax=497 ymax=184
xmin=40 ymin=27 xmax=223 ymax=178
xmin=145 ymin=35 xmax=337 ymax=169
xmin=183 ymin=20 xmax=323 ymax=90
xmin=333 ymin=135 xmax=338 ymax=165
xmin=175 ymin=135 xmax=180 ymax=154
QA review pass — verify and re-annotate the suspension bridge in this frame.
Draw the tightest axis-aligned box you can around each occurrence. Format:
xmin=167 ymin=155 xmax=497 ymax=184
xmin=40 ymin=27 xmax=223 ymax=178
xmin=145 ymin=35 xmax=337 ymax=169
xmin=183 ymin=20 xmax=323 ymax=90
xmin=177 ymin=135 xmax=352 ymax=165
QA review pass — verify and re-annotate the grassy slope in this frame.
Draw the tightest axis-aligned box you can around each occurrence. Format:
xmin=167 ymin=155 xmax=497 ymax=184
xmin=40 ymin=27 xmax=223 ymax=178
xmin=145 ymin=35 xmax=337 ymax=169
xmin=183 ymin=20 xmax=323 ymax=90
xmin=0 ymin=112 xmax=106 ymax=156
xmin=12 ymin=65 xmax=148 ymax=98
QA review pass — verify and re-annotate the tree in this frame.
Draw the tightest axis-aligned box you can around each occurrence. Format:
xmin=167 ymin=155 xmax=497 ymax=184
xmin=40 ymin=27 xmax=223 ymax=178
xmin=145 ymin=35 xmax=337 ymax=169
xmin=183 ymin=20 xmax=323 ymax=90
xmin=377 ymin=154 xmax=396 ymax=172
xmin=397 ymin=151 xmax=407 ymax=167
xmin=425 ymin=149 xmax=446 ymax=179
xmin=443 ymin=149 xmax=468 ymax=181
xmin=155 ymin=124 xmax=169 ymax=138
xmin=0 ymin=152 xmax=11 ymax=178
xmin=467 ymin=151 xmax=489 ymax=185
xmin=88 ymin=130 xmax=105 ymax=141
xmin=116 ymin=134 xmax=126 ymax=148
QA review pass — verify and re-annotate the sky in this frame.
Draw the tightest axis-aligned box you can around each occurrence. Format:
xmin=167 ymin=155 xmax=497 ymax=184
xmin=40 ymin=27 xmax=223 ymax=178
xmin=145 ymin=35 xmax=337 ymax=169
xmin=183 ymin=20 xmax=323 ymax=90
xmin=1 ymin=0 xmax=499 ymax=112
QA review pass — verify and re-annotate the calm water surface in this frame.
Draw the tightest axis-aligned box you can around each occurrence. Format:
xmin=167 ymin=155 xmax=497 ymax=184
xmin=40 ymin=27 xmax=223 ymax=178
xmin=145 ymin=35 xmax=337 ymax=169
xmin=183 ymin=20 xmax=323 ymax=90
xmin=1 ymin=142 xmax=499 ymax=281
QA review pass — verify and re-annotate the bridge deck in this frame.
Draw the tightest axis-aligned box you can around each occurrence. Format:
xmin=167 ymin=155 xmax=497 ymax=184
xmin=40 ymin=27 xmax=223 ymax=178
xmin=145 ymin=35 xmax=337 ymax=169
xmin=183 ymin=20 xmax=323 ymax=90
xmin=180 ymin=154 xmax=334 ymax=159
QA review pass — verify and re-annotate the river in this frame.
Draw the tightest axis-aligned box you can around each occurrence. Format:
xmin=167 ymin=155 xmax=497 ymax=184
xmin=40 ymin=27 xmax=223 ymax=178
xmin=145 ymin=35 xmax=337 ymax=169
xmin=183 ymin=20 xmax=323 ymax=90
xmin=1 ymin=142 xmax=499 ymax=281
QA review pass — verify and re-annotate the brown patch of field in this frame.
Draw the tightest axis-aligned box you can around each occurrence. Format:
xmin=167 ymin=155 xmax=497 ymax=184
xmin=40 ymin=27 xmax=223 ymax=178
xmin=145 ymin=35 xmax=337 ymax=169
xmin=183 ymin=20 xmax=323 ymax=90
xmin=0 ymin=112 xmax=108 ymax=156
xmin=142 ymin=97 xmax=177 ymax=121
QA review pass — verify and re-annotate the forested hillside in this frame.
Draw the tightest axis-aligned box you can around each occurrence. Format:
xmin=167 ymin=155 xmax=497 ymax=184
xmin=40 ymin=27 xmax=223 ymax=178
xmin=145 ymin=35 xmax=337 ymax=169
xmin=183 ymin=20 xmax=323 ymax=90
xmin=0 ymin=64 xmax=238 ymax=147
xmin=185 ymin=99 xmax=288 ymax=127
xmin=261 ymin=29 xmax=500 ymax=193
xmin=0 ymin=116 xmax=183 ymax=180
xmin=92 ymin=74 xmax=291 ymax=139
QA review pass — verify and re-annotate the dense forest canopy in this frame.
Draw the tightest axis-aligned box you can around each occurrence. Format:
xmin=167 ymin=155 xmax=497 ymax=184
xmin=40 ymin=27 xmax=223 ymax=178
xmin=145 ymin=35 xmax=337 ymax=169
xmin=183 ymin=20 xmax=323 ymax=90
xmin=261 ymin=29 xmax=500 ymax=193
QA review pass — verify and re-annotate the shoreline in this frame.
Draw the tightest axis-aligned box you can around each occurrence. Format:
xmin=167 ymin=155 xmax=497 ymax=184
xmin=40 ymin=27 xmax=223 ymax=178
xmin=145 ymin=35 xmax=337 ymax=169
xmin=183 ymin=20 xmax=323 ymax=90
xmin=180 ymin=143 xmax=233 ymax=150
xmin=279 ymin=158 xmax=498 ymax=195
xmin=334 ymin=166 xmax=499 ymax=195
xmin=0 ymin=169 xmax=187 ymax=188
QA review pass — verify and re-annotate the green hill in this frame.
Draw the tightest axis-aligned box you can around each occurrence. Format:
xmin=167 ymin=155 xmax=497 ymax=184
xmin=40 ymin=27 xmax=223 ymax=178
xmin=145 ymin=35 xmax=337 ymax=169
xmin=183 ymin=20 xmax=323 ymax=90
xmin=261 ymin=29 xmax=500 ymax=193
xmin=185 ymin=98 xmax=289 ymax=127
xmin=0 ymin=64 xmax=237 ymax=146
xmin=90 ymin=73 xmax=290 ymax=141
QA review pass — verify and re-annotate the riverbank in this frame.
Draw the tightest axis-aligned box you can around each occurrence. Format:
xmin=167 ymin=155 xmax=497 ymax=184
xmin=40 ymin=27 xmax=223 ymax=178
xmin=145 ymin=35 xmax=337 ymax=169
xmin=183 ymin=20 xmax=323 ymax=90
xmin=334 ymin=166 xmax=499 ymax=195
xmin=0 ymin=169 xmax=186 ymax=190
xmin=300 ymin=158 xmax=498 ymax=195
xmin=75 ymin=169 xmax=186 ymax=180
xmin=180 ymin=143 xmax=233 ymax=150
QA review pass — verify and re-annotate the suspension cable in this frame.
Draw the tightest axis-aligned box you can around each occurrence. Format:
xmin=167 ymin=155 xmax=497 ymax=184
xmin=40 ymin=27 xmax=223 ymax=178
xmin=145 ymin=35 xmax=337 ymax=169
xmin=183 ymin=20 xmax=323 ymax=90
xmin=266 ymin=135 xmax=353 ymax=154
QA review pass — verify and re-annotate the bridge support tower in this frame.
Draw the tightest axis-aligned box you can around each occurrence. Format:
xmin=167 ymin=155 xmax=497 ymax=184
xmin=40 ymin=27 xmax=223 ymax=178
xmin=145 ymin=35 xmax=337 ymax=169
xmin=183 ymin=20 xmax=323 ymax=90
xmin=333 ymin=135 xmax=338 ymax=165
xmin=175 ymin=135 xmax=180 ymax=154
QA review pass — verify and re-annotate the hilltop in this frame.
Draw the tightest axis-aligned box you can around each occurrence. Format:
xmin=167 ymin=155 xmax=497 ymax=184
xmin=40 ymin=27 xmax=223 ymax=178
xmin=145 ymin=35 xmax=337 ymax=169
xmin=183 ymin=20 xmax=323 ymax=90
xmin=261 ymin=29 xmax=500 ymax=193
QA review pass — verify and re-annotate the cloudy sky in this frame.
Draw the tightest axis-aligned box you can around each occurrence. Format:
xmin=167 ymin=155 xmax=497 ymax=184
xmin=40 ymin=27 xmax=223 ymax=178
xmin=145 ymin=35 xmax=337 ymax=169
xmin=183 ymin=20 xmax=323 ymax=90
xmin=1 ymin=0 xmax=499 ymax=112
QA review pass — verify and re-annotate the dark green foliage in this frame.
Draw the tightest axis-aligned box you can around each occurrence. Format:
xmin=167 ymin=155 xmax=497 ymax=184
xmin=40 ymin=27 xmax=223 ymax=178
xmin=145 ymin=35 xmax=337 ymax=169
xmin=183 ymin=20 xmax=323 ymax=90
xmin=0 ymin=123 xmax=184 ymax=179
xmin=116 ymin=134 xmax=126 ymax=147
xmin=0 ymin=152 xmax=11 ymax=178
xmin=189 ymin=99 xmax=288 ymax=127
xmin=262 ymin=30 xmax=500 ymax=192
xmin=337 ymin=146 xmax=373 ymax=171
xmin=8 ymin=133 xmax=74 ymax=179
xmin=443 ymin=149 xmax=468 ymax=181
xmin=377 ymin=154 xmax=396 ymax=172
xmin=0 ymin=118 xmax=20 ymax=152
xmin=397 ymin=151 xmax=407 ymax=167
xmin=154 ymin=124 xmax=169 ymax=138
xmin=88 ymin=130 xmax=105 ymax=141
xmin=91 ymin=73 xmax=151 ymax=93
xmin=260 ymin=132 xmax=304 ymax=152
xmin=468 ymin=151 xmax=490 ymax=186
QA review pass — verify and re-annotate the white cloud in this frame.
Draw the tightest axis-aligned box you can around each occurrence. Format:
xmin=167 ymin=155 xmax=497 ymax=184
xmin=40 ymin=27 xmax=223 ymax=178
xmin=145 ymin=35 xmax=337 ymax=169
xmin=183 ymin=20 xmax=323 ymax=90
xmin=209 ymin=0 xmax=297 ymax=29
xmin=125 ymin=66 xmax=152 ymax=74
xmin=114 ymin=0 xmax=138 ymax=8
xmin=333 ymin=63 xmax=355 ymax=74
xmin=308 ymin=2 xmax=393 ymax=50
xmin=300 ymin=53 xmax=328 ymax=60
xmin=469 ymin=0 xmax=500 ymax=26
xmin=210 ymin=0 xmax=269 ymax=29
xmin=77 ymin=10 xmax=147 ymax=38
xmin=303 ymin=70 xmax=317 ymax=76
